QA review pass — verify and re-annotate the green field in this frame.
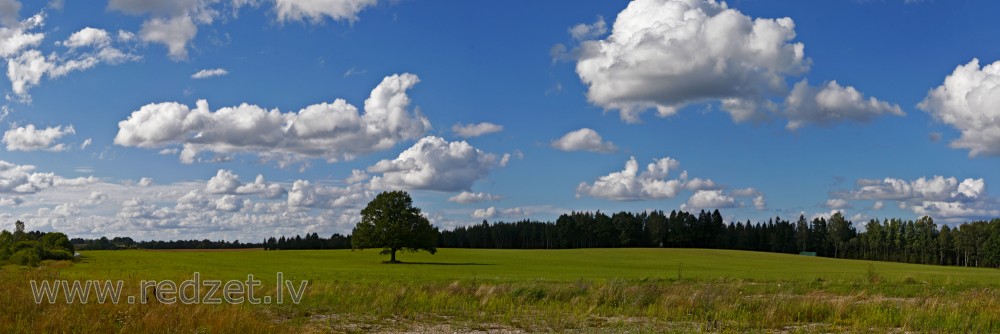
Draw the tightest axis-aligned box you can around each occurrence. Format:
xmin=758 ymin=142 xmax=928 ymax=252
xmin=5 ymin=248 xmax=1000 ymax=332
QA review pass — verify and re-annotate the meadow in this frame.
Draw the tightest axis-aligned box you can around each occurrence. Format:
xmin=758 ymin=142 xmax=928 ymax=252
xmin=4 ymin=248 xmax=1000 ymax=332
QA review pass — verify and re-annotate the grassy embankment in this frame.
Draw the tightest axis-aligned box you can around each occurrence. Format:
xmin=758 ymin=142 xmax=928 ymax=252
xmin=3 ymin=248 xmax=1000 ymax=332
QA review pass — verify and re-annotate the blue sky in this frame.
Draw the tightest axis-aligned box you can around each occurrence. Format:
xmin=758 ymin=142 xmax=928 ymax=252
xmin=1 ymin=0 xmax=999 ymax=240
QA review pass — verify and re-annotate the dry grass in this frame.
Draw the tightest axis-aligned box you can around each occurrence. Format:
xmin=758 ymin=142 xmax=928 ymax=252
xmin=0 ymin=263 xmax=287 ymax=333
xmin=5 ymin=249 xmax=1000 ymax=333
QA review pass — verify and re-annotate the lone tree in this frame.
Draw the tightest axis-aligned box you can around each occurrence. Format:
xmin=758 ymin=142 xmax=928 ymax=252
xmin=352 ymin=190 xmax=438 ymax=263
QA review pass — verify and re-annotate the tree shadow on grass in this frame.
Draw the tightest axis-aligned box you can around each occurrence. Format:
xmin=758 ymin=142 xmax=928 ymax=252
xmin=381 ymin=261 xmax=493 ymax=266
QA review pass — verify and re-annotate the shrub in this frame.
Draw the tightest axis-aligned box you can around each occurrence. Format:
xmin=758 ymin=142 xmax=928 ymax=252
xmin=10 ymin=248 xmax=41 ymax=267
xmin=44 ymin=249 xmax=74 ymax=261
xmin=39 ymin=232 xmax=74 ymax=254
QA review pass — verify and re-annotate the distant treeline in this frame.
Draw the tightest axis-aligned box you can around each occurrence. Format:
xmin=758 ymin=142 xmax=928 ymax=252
xmin=66 ymin=209 xmax=1000 ymax=268
xmin=72 ymin=236 xmax=263 ymax=250
xmin=262 ymin=233 xmax=351 ymax=250
xmin=72 ymin=233 xmax=351 ymax=251
xmin=441 ymin=210 xmax=1000 ymax=268
xmin=441 ymin=210 xmax=811 ymax=251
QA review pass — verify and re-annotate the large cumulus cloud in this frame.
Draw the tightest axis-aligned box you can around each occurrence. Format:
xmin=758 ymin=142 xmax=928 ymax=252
xmin=571 ymin=0 xmax=901 ymax=128
xmin=115 ymin=73 xmax=430 ymax=166
xmin=576 ymin=156 xmax=684 ymax=200
xmin=784 ymin=80 xmax=903 ymax=130
xmin=918 ymin=58 xmax=1000 ymax=157
xmin=576 ymin=155 xmax=765 ymax=210
xmin=2 ymin=124 xmax=76 ymax=151
xmin=368 ymin=136 xmax=509 ymax=192
xmin=576 ymin=0 xmax=806 ymax=122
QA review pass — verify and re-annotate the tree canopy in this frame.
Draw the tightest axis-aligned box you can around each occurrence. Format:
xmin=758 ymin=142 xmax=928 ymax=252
xmin=352 ymin=190 xmax=438 ymax=262
xmin=0 ymin=221 xmax=75 ymax=267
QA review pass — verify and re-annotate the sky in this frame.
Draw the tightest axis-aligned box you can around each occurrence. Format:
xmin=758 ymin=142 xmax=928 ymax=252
xmin=1 ymin=0 xmax=999 ymax=241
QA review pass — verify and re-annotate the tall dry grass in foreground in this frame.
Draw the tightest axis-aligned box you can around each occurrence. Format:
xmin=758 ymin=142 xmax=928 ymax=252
xmin=294 ymin=277 xmax=1000 ymax=332
xmin=5 ymin=249 xmax=1000 ymax=333
xmin=0 ymin=262 xmax=286 ymax=333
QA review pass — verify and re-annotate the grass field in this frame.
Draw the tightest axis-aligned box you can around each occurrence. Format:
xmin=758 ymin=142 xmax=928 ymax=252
xmin=4 ymin=248 xmax=1000 ymax=332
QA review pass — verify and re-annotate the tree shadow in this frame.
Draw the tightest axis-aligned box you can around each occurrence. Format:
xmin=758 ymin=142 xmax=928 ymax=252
xmin=381 ymin=261 xmax=493 ymax=266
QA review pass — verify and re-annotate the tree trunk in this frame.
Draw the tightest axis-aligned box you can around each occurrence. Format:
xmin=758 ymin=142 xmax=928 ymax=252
xmin=391 ymin=249 xmax=397 ymax=263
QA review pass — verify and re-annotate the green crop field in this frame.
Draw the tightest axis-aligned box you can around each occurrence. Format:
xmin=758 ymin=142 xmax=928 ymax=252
xmin=58 ymin=248 xmax=1000 ymax=284
xmin=4 ymin=248 xmax=1000 ymax=333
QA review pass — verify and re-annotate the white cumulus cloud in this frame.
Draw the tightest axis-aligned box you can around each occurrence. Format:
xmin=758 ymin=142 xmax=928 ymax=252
xmin=286 ymin=179 xmax=372 ymax=210
xmin=0 ymin=12 xmax=42 ymax=58
xmin=107 ymin=0 xmax=380 ymax=60
xmin=205 ymin=169 xmax=240 ymax=194
xmin=140 ymin=15 xmax=197 ymax=60
xmin=784 ymin=80 xmax=904 ymax=130
xmin=3 ymin=20 xmax=138 ymax=99
xmin=3 ymin=124 xmax=75 ymax=151
xmin=731 ymin=187 xmax=767 ymax=210
xmin=108 ymin=0 xmax=216 ymax=61
xmin=575 ymin=156 xmax=685 ymax=200
xmin=577 ymin=155 xmax=764 ymax=208
xmin=683 ymin=190 xmax=737 ymax=210
xmin=345 ymin=169 xmax=369 ymax=184
xmin=471 ymin=206 xmax=524 ymax=219
xmin=836 ymin=175 xmax=997 ymax=222
xmin=206 ymin=169 xmax=285 ymax=198
xmin=0 ymin=160 xmax=52 ymax=194
xmin=212 ymin=194 xmax=244 ymax=212
xmin=6 ymin=49 xmax=50 ymax=97
xmin=0 ymin=160 xmax=93 ymax=194
xmin=64 ymin=27 xmax=112 ymax=49
xmin=847 ymin=176 xmax=983 ymax=202
xmin=918 ymin=58 xmax=1000 ymax=157
xmin=0 ymin=163 xmax=382 ymax=240
xmin=448 ymin=191 xmax=501 ymax=204
xmin=575 ymin=0 xmax=808 ymax=123
xmin=571 ymin=0 xmax=900 ymax=129
xmin=368 ymin=136 xmax=506 ymax=192
xmin=684 ymin=178 xmax=717 ymax=191
xmin=826 ymin=198 xmax=851 ymax=210
xmin=275 ymin=0 xmax=377 ymax=23
xmin=114 ymin=73 xmax=429 ymax=166
xmin=753 ymin=195 xmax=767 ymax=211
xmin=551 ymin=128 xmax=616 ymax=153
xmin=451 ymin=122 xmax=503 ymax=138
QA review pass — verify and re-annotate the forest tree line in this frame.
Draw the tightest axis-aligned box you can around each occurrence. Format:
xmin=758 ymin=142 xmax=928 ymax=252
xmin=72 ymin=236 xmax=263 ymax=250
xmin=262 ymin=233 xmax=351 ymax=250
xmin=439 ymin=210 xmax=1000 ymax=268
xmin=72 ymin=233 xmax=352 ymax=250
xmin=59 ymin=208 xmax=1000 ymax=268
